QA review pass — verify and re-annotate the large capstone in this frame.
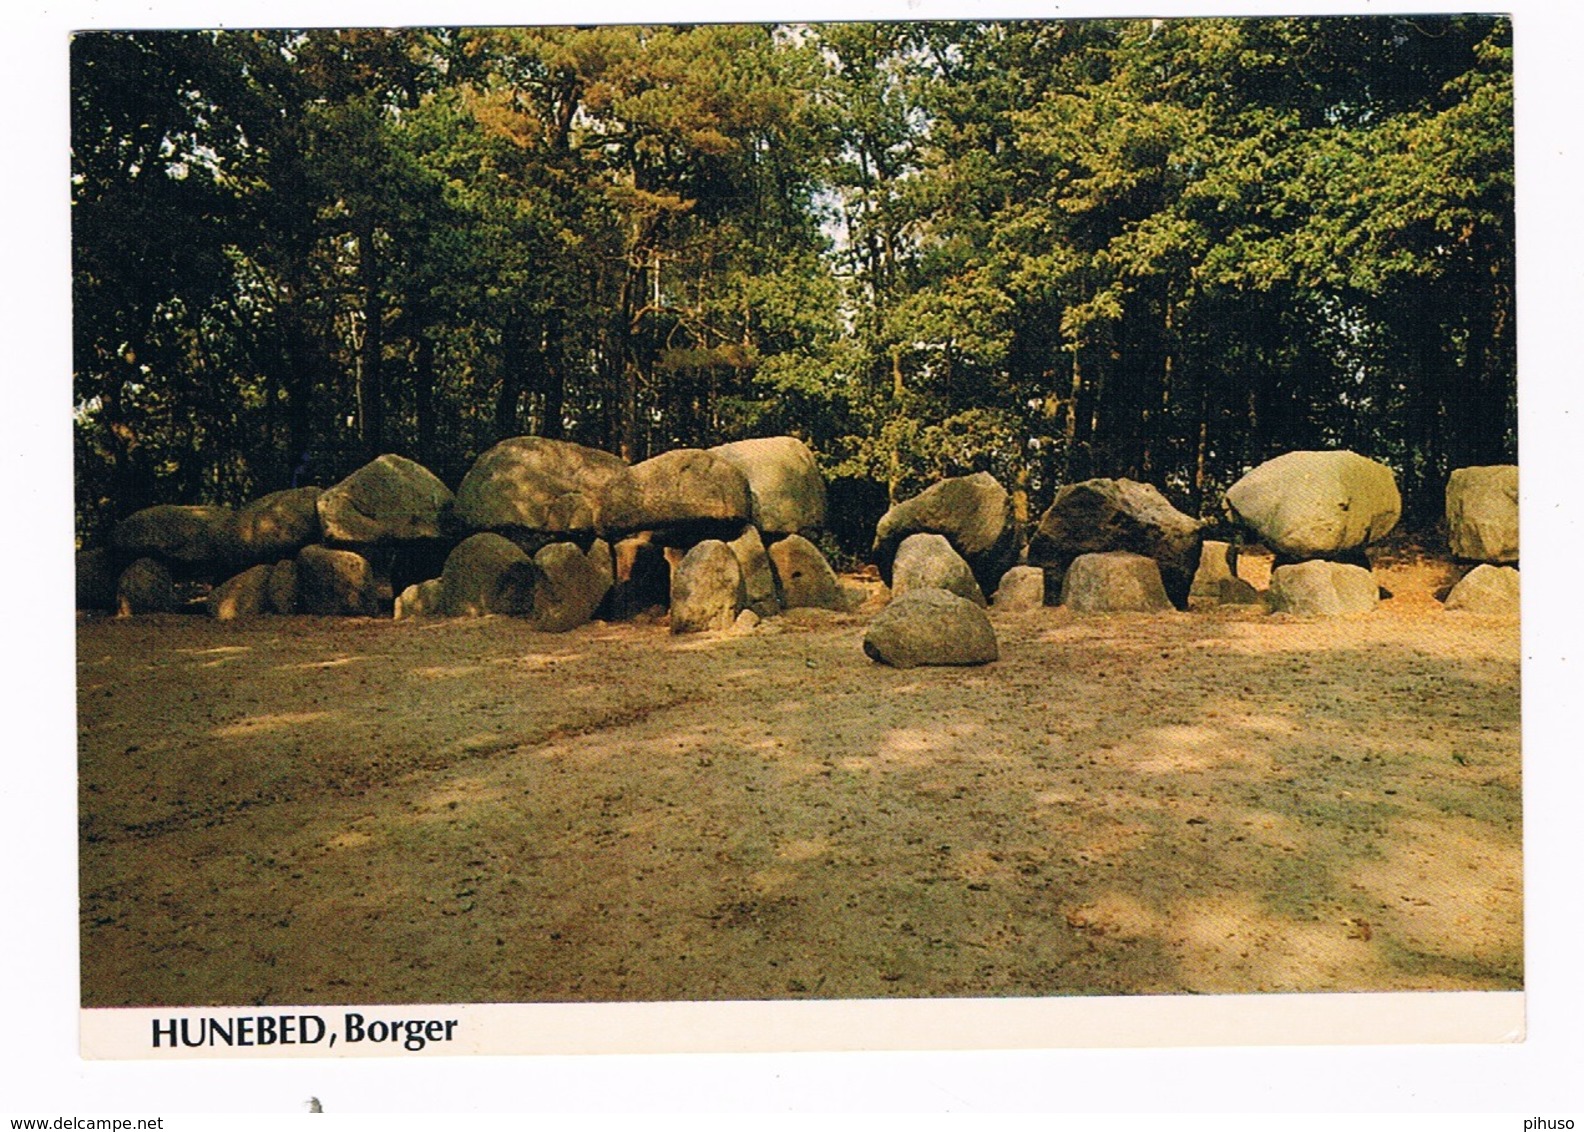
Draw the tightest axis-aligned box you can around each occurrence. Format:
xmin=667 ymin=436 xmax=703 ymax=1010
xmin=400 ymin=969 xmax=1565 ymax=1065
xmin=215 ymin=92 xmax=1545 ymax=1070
xmin=222 ymin=487 xmax=322 ymax=566
xmin=439 ymin=532 xmax=537 ymax=617
xmin=1223 ymin=450 xmax=1400 ymax=559
xmin=891 ymin=532 xmax=987 ymax=606
xmin=1028 ymin=478 xmax=1203 ymax=608
xmin=1059 ymin=551 xmax=1173 ymax=614
xmin=295 ymin=545 xmax=380 ymax=615
xmin=111 ymin=504 xmax=234 ymax=566
xmin=862 ymin=587 xmax=999 ymax=669
xmin=1444 ymin=564 xmax=1520 ymax=615
xmin=1445 ymin=465 xmax=1519 ymax=564
xmin=669 ymin=539 xmax=746 ymax=633
xmin=451 ymin=435 xmax=631 ymax=538
xmin=597 ymin=448 xmax=751 ymax=539
xmin=317 ymin=453 xmax=453 ymax=544
xmin=1267 ymin=560 xmax=1380 ymax=616
xmin=709 ymin=436 xmax=827 ymax=536
xmin=767 ymin=533 xmax=844 ymax=611
xmin=872 ymin=472 xmax=1019 ymax=596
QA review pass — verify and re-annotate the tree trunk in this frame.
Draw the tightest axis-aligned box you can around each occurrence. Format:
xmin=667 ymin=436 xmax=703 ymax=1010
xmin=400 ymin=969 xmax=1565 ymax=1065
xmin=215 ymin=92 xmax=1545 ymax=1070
xmin=885 ymin=346 xmax=908 ymax=503
xmin=414 ymin=333 xmax=436 ymax=469
xmin=541 ymin=309 xmax=566 ymax=440
xmin=617 ymin=264 xmax=647 ymax=462
xmin=1145 ymin=294 xmax=1174 ymax=478
xmin=1246 ymin=382 xmax=1261 ymax=467
xmin=619 ymin=360 xmax=643 ymax=463
xmin=1064 ymin=348 xmax=1082 ymax=455
xmin=596 ymin=318 xmax=624 ymax=457
xmin=280 ymin=282 xmax=315 ymax=486
xmin=356 ymin=220 xmax=385 ymax=459
xmin=1087 ymin=356 xmax=1104 ymax=452
xmin=495 ymin=318 xmax=525 ymax=440
xmin=1194 ymin=385 xmax=1210 ymax=515
xmin=104 ymin=365 xmax=145 ymax=513
xmin=1463 ymin=240 xmax=1515 ymax=467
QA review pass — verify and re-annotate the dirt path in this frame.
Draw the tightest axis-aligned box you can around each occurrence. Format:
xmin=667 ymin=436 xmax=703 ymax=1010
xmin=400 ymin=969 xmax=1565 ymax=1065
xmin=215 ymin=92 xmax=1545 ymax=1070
xmin=78 ymin=556 xmax=1520 ymax=1007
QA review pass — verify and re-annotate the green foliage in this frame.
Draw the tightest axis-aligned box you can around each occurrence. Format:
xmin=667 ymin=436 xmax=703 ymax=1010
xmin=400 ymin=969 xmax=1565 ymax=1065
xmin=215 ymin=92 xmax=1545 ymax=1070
xmin=72 ymin=17 xmax=1514 ymax=544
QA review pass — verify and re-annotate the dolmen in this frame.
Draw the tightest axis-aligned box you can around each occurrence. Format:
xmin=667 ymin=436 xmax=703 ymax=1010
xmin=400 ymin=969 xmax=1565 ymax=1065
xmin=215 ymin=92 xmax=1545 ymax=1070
xmin=1443 ymin=464 xmax=1518 ymax=615
xmin=872 ymin=471 xmax=1019 ymax=599
xmin=81 ymin=434 xmax=856 ymax=636
xmin=1223 ymin=450 xmax=1401 ymax=616
xmin=874 ymin=470 xmax=1195 ymax=618
xmin=1027 ymin=477 xmax=1203 ymax=609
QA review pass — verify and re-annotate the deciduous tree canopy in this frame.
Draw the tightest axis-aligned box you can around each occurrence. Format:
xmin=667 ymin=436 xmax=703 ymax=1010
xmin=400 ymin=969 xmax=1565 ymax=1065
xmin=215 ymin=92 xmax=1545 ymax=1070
xmin=72 ymin=17 xmax=1514 ymax=547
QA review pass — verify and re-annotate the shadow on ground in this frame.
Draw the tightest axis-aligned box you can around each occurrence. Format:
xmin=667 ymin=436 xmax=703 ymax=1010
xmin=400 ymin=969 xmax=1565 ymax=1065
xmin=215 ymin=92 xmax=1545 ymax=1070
xmin=78 ymin=598 xmax=1520 ymax=1007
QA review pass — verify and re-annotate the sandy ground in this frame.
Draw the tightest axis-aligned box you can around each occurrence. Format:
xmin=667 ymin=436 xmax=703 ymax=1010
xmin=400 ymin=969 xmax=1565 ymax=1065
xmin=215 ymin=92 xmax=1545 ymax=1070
xmin=78 ymin=549 xmax=1521 ymax=1008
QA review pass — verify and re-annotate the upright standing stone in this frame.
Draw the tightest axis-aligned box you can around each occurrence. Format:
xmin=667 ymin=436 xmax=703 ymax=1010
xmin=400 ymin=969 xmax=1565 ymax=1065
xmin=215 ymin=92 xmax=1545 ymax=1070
xmin=530 ymin=541 xmax=613 ymax=632
xmin=439 ymin=533 xmax=538 ymax=617
xmin=207 ymin=564 xmax=272 ymax=620
xmin=1267 ymin=560 xmax=1379 ymax=616
xmin=1218 ymin=577 xmax=1263 ymax=606
xmin=767 ymin=533 xmax=844 ymax=611
xmin=115 ymin=558 xmax=176 ymax=616
xmin=1445 ymin=465 xmax=1519 ymax=564
xmin=585 ymin=538 xmax=615 ymax=593
xmin=295 ymin=545 xmax=380 ymax=615
xmin=394 ymin=577 xmax=445 ymax=620
xmin=991 ymin=565 xmax=1045 ymax=611
xmin=1444 ymin=564 xmax=1520 ymax=614
xmin=892 ymin=533 xmax=987 ymax=606
xmin=1059 ymin=552 xmax=1173 ymax=614
xmin=265 ymin=559 xmax=299 ymax=615
xmin=1190 ymin=540 xmax=1236 ymax=601
xmin=76 ymin=548 xmax=117 ymax=610
xmin=670 ymin=540 xmax=746 ymax=633
xmin=605 ymin=532 xmax=671 ymax=619
xmin=728 ymin=525 xmax=781 ymax=618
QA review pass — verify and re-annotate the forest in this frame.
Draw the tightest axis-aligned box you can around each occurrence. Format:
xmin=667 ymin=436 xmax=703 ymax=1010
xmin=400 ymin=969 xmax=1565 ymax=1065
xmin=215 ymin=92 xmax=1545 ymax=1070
xmin=71 ymin=16 xmax=1515 ymax=552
